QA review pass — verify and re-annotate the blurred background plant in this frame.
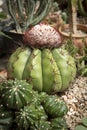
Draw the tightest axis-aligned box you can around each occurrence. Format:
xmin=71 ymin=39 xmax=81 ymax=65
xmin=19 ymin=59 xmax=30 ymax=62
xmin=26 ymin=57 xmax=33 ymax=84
xmin=0 ymin=0 xmax=10 ymax=37
xmin=6 ymin=0 xmax=53 ymax=33
xmin=64 ymin=36 xmax=87 ymax=77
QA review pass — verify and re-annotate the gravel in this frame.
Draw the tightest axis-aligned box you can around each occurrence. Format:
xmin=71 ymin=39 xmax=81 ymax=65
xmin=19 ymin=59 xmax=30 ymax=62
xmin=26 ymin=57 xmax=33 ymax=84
xmin=60 ymin=76 xmax=87 ymax=130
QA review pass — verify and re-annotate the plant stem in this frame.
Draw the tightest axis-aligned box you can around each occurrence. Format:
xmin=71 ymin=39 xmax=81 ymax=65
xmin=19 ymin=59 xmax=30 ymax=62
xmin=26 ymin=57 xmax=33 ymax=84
xmin=68 ymin=0 xmax=77 ymax=34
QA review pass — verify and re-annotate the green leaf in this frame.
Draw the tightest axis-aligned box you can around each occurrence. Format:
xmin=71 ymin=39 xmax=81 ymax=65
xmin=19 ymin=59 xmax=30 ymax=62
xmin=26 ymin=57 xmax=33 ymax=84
xmin=75 ymin=125 xmax=87 ymax=130
xmin=0 ymin=31 xmax=12 ymax=39
xmin=82 ymin=117 xmax=87 ymax=127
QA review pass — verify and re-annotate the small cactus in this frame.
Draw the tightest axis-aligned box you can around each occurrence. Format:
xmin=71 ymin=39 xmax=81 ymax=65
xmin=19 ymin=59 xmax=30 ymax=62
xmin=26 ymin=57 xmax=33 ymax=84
xmin=0 ymin=79 xmax=34 ymax=109
xmin=30 ymin=120 xmax=51 ymax=130
xmin=43 ymin=95 xmax=68 ymax=117
xmin=51 ymin=117 xmax=68 ymax=130
xmin=15 ymin=104 xmax=47 ymax=129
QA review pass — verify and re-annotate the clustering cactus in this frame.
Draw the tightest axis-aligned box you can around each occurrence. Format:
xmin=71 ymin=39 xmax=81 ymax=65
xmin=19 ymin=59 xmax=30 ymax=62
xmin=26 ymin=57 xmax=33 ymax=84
xmin=7 ymin=0 xmax=53 ymax=33
xmin=0 ymin=79 xmax=34 ymax=109
xmin=15 ymin=93 xmax=68 ymax=129
xmin=0 ymin=79 xmax=68 ymax=130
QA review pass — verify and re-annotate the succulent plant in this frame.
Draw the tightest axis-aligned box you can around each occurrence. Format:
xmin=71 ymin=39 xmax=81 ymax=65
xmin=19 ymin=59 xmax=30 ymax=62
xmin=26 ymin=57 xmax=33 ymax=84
xmin=7 ymin=0 xmax=53 ymax=33
xmin=30 ymin=120 xmax=51 ymax=130
xmin=7 ymin=46 xmax=76 ymax=93
xmin=7 ymin=20 xmax=76 ymax=93
xmin=43 ymin=95 xmax=68 ymax=117
xmin=15 ymin=104 xmax=47 ymax=129
xmin=0 ymin=79 xmax=34 ymax=109
xmin=0 ymin=104 xmax=13 ymax=130
xmin=0 ymin=81 xmax=69 ymax=130
xmin=51 ymin=117 xmax=68 ymax=130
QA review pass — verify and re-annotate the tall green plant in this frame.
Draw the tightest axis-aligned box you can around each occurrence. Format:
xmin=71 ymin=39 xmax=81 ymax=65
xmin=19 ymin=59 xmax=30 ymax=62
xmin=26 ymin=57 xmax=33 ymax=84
xmin=7 ymin=0 xmax=53 ymax=33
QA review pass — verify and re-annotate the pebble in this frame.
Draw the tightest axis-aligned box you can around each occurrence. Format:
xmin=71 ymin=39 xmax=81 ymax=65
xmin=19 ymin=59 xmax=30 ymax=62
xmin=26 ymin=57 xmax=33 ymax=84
xmin=60 ymin=76 xmax=87 ymax=130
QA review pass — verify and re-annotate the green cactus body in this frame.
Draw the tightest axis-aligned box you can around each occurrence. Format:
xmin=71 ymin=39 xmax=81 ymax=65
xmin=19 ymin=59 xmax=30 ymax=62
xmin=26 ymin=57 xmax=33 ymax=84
xmin=0 ymin=104 xmax=13 ymax=130
xmin=51 ymin=117 xmax=68 ymax=130
xmin=15 ymin=104 xmax=47 ymax=129
xmin=8 ymin=47 xmax=76 ymax=93
xmin=52 ymin=48 xmax=76 ymax=91
xmin=42 ymin=49 xmax=62 ymax=92
xmin=43 ymin=95 xmax=68 ymax=117
xmin=23 ymin=49 xmax=43 ymax=91
xmin=0 ymin=79 xmax=34 ymax=109
xmin=30 ymin=120 xmax=51 ymax=130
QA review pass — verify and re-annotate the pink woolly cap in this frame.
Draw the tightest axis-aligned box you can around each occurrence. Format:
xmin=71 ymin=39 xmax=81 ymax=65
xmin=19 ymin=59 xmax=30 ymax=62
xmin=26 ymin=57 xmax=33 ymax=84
xmin=23 ymin=23 xmax=62 ymax=48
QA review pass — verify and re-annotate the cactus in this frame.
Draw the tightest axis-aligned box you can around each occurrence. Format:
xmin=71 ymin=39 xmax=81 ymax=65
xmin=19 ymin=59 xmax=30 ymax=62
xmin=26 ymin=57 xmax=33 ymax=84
xmin=7 ymin=0 xmax=53 ymax=33
xmin=7 ymin=46 xmax=76 ymax=93
xmin=15 ymin=104 xmax=47 ymax=129
xmin=0 ymin=84 xmax=69 ymax=130
xmin=0 ymin=79 xmax=34 ymax=109
xmin=30 ymin=120 xmax=51 ymax=130
xmin=0 ymin=104 xmax=13 ymax=130
xmin=7 ymin=23 xmax=76 ymax=93
xmin=51 ymin=117 xmax=68 ymax=130
xmin=43 ymin=95 xmax=68 ymax=117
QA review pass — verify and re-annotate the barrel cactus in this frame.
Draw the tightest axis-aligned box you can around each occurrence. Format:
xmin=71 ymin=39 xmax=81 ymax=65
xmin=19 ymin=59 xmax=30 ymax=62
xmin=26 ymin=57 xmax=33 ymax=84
xmin=7 ymin=24 xmax=76 ymax=93
xmin=0 ymin=79 xmax=34 ymax=109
